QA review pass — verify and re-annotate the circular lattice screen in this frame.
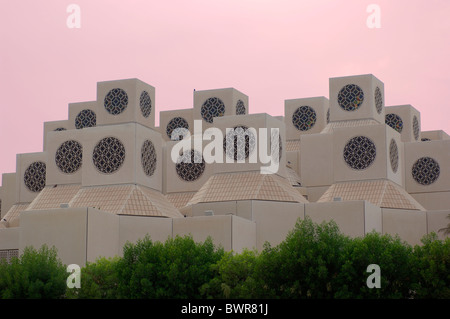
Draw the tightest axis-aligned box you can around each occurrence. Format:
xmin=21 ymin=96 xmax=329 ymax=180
xmin=412 ymin=157 xmax=440 ymax=185
xmin=104 ymin=88 xmax=128 ymax=115
xmin=413 ymin=115 xmax=420 ymax=141
xmin=223 ymin=126 xmax=256 ymax=161
xmin=385 ymin=113 xmax=403 ymax=133
xmin=141 ymin=140 xmax=157 ymax=177
xmin=54 ymin=127 xmax=67 ymax=132
xmin=176 ymin=150 xmax=205 ymax=182
xmin=55 ymin=140 xmax=83 ymax=174
xmin=75 ymin=109 xmax=96 ymax=129
xmin=24 ymin=161 xmax=46 ymax=192
xmin=201 ymin=97 xmax=225 ymax=123
xmin=166 ymin=117 xmax=190 ymax=140
xmin=338 ymin=84 xmax=364 ymax=111
xmin=389 ymin=139 xmax=399 ymax=173
xmin=271 ymin=130 xmax=282 ymax=163
xmin=236 ymin=100 xmax=246 ymax=115
xmin=92 ymin=137 xmax=126 ymax=174
xmin=343 ymin=136 xmax=377 ymax=170
xmin=292 ymin=106 xmax=317 ymax=131
xmin=375 ymin=86 xmax=383 ymax=114
xmin=140 ymin=91 xmax=152 ymax=118
xmin=326 ymin=108 xmax=330 ymax=124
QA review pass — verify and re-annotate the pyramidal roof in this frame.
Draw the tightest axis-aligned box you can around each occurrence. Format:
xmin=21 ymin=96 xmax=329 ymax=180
xmin=69 ymin=184 xmax=183 ymax=218
xmin=318 ymin=179 xmax=425 ymax=211
xmin=186 ymin=171 xmax=309 ymax=206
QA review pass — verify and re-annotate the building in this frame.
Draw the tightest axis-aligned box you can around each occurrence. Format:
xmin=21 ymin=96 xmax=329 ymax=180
xmin=0 ymin=74 xmax=448 ymax=266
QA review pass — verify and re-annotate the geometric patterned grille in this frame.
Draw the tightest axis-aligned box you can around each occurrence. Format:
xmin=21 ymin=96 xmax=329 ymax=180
xmin=326 ymin=108 xmax=330 ymax=124
xmin=236 ymin=100 xmax=246 ymax=115
xmin=54 ymin=127 xmax=67 ymax=131
xmin=385 ymin=113 xmax=403 ymax=133
xmin=140 ymin=91 xmax=152 ymax=118
xmin=338 ymin=84 xmax=364 ymax=111
xmin=0 ymin=249 xmax=19 ymax=264
xmin=223 ymin=126 xmax=256 ymax=161
xmin=412 ymin=157 xmax=440 ymax=186
xmin=141 ymin=140 xmax=157 ymax=177
xmin=292 ymin=106 xmax=317 ymax=131
xmin=104 ymin=88 xmax=128 ymax=115
xmin=55 ymin=140 xmax=83 ymax=174
xmin=413 ymin=115 xmax=420 ymax=141
xmin=375 ymin=86 xmax=383 ymax=114
xmin=389 ymin=139 xmax=399 ymax=173
xmin=271 ymin=130 xmax=282 ymax=163
xmin=92 ymin=137 xmax=126 ymax=174
xmin=343 ymin=136 xmax=376 ymax=170
xmin=166 ymin=117 xmax=189 ymax=140
xmin=24 ymin=161 xmax=46 ymax=192
xmin=201 ymin=97 xmax=225 ymax=123
xmin=175 ymin=150 xmax=205 ymax=182
xmin=75 ymin=109 xmax=96 ymax=129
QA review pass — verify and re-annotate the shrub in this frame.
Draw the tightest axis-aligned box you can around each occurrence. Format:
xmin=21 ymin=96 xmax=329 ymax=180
xmin=0 ymin=245 xmax=67 ymax=299
xmin=411 ymin=233 xmax=450 ymax=298
xmin=116 ymin=235 xmax=224 ymax=298
xmin=65 ymin=256 xmax=120 ymax=299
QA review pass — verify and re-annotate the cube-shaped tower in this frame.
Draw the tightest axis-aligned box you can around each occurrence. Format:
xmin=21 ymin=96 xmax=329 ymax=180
xmin=96 ymin=78 xmax=156 ymax=129
xmin=384 ymin=105 xmax=421 ymax=142
xmin=159 ymin=108 xmax=194 ymax=142
xmin=285 ymin=96 xmax=329 ymax=139
xmin=329 ymin=74 xmax=385 ymax=123
xmin=193 ymin=88 xmax=249 ymax=130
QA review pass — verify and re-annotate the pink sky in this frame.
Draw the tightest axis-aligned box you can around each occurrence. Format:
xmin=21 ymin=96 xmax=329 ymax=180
xmin=1 ymin=0 xmax=449 ymax=184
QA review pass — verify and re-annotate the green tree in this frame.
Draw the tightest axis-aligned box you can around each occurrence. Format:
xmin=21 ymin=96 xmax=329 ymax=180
xmin=65 ymin=256 xmax=120 ymax=299
xmin=201 ymin=249 xmax=258 ymax=298
xmin=0 ymin=245 xmax=67 ymax=299
xmin=411 ymin=233 xmax=450 ymax=298
xmin=250 ymin=217 xmax=351 ymax=298
xmin=335 ymin=231 xmax=415 ymax=299
xmin=116 ymin=235 xmax=224 ymax=298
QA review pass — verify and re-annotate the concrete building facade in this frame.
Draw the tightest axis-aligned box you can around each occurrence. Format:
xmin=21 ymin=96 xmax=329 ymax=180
xmin=0 ymin=74 xmax=448 ymax=266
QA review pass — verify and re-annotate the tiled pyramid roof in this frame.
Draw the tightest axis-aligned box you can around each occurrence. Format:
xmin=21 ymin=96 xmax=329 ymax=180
xmin=318 ymin=179 xmax=425 ymax=210
xmin=186 ymin=171 xmax=309 ymax=205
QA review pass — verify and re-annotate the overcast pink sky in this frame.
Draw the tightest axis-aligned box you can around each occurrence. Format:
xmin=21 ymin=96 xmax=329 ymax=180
xmin=1 ymin=0 xmax=449 ymax=184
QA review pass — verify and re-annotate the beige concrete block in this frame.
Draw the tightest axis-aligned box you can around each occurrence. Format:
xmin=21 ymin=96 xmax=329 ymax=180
xmin=159 ymin=108 xmax=194 ymax=142
xmin=80 ymin=123 xmax=163 ymax=191
xmin=19 ymin=208 xmax=88 ymax=266
xmin=300 ymin=133 xmax=333 ymax=187
xmin=15 ymin=152 xmax=47 ymax=204
xmin=43 ymin=120 xmax=70 ymax=151
xmin=118 ymin=215 xmax=173 ymax=250
xmin=404 ymin=140 xmax=450 ymax=194
xmin=173 ymin=215 xmax=233 ymax=251
xmin=0 ymin=227 xmax=20 ymax=250
xmin=332 ymin=124 xmax=403 ymax=186
xmin=87 ymin=209 xmax=120 ymax=262
xmin=232 ymin=215 xmax=256 ymax=253
xmin=251 ymin=201 xmax=304 ymax=251
xmin=96 ymin=78 xmax=156 ymax=129
xmin=421 ymin=130 xmax=450 ymax=141
xmin=384 ymin=105 xmax=421 ymax=142
xmin=193 ymin=88 xmax=249 ymax=130
xmin=382 ymin=208 xmax=427 ymax=246
xmin=426 ymin=210 xmax=450 ymax=240
xmin=213 ymin=113 xmax=286 ymax=178
xmin=411 ymin=192 xmax=450 ymax=211
xmin=45 ymin=129 xmax=84 ymax=186
xmin=192 ymin=201 xmax=237 ymax=217
xmin=329 ymin=74 xmax=385 ymax=123
xmin=68 ymin=101 xmax=98 ymax=130
xmin=1 ymin=173 xmax=17 ymax=219
xmin=285 ymin=96 xmax=329 ymax=139
xmin=305 ymin=201 xmax=382 ymax=238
